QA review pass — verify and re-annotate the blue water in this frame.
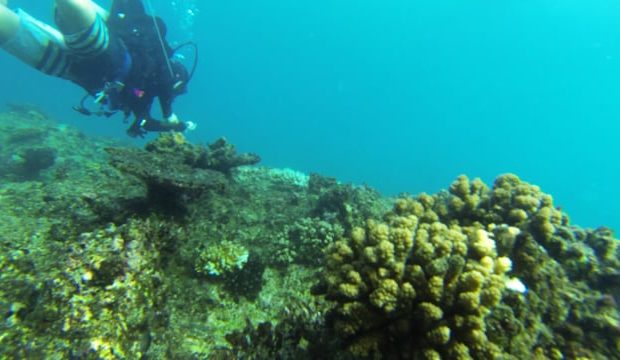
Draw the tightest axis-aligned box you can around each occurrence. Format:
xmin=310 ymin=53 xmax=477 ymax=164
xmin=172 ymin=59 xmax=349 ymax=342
xmin=2 ymin=0 xmax=619 ymax=231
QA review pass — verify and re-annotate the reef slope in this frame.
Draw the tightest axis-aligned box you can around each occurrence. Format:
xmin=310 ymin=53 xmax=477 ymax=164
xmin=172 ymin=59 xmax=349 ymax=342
xmin=0 ymin=108 xmax=618 ymax=359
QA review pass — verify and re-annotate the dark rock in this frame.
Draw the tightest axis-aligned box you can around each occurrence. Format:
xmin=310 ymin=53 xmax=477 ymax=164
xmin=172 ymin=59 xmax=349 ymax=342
xmin=201 ymin=137 xmax=261 ymax=174
xmin=6 ymin=127 xmax=47 ymax=145
xmin=222 ymin=252 xmax=265 ymax=301
xmin=145 ymin=134 xmax=261 ymax=174
xmin=106 ymin=147 xmax=227 ymax=193
xmin=5 ymin=147 xmax=56 ymax=180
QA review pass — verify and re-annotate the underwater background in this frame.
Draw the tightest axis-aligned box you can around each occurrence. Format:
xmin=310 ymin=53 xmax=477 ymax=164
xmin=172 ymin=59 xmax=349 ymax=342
xmin=2 ymin=1 xmax=620 ymax=358
xmin=2 ymin=0 xmax=619 ymax=231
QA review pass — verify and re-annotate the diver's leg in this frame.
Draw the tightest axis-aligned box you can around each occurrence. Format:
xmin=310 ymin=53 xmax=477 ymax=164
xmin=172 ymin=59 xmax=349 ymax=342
xmin=54 ymin=0 xmax=98 ymax=34
xmin=0 ymin=6 xmax=70 ymax=77
xmin=55 ymin=0 xmax=109 ymax=57
xmin=0 ymin=5 xmax=19 ymax=45
xmin=54 ymin=0 xmax=108 ymax=30
xmin=92 ymin=2 xmax=109 ymax=20
xmin=109 ymin=0 xmax=146 ymax=18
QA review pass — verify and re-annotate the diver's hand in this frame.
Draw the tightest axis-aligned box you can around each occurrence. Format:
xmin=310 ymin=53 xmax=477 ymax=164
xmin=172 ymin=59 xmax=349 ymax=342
xmin=164 ymin=113 xmax=181 ymax=125
xmin=165 ymin=114 xmax=196 ymax=132
xmin=126 ymin=120 xmax=147 ymax=138
xmin=184 ymin=121 xmax=197 ymax=131
xmin=127 ymin=126 xmax=146 ymax=138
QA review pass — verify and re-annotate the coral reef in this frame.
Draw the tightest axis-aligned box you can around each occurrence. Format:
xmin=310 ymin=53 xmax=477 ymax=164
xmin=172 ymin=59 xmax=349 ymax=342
xmin=272 ymin=217 xmax=345 ymax=266
xmin=0 ymin=109 xmax=618 ymax=359
xmin=0 ymin=219 xmax=175 ymax=358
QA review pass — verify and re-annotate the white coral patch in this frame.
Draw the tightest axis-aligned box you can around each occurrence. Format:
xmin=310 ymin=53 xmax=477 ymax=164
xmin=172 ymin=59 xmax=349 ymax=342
xmin=472 ymin=229 xmax=496 ymax=257
xmin=505 ymin=277 xmax=527 ymax=294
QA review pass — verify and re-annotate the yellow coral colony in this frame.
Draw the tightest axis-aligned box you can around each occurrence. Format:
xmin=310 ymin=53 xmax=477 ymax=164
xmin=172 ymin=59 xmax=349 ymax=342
xmin=325 ymin=191 xmax=513 ymax=358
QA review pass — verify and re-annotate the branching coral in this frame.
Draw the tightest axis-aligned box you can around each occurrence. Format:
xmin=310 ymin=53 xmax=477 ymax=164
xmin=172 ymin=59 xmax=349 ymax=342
xmin=196 ymin=240 xmax=250 ymax=277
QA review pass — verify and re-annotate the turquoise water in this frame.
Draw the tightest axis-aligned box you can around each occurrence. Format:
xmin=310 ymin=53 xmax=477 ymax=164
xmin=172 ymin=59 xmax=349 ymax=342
xmin=2 ymin=0 xmax=619 ymax=231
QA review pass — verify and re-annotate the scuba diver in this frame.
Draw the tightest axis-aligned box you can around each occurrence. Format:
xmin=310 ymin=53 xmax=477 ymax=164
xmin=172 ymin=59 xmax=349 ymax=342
xmin=0 ymin=0 xmax=196 ymax=137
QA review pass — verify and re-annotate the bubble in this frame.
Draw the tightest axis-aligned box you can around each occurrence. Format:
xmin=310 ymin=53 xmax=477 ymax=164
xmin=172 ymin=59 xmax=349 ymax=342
xmin=170 ymin=0 xmax=199 ymax=39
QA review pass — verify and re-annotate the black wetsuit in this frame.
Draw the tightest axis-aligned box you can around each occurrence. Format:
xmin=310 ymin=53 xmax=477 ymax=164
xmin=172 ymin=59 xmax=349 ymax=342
xmin=70 ymin=0 xmax=186 ymax=137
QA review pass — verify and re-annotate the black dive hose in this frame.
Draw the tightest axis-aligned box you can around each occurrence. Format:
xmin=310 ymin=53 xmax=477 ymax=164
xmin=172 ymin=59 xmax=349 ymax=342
xmin=172 ymin=41 xmax=199 ymax=85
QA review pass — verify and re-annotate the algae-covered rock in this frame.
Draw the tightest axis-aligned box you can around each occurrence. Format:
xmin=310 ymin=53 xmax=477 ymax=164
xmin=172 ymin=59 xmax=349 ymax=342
xmin=308 ymin=173 xmax=390 ymax=230
xmin=106 ymin=135 xmax=239 ymax=216
xmin=0 ymin=109 xmax=323 ymax=358
xmin=16 ymin=146 xmax=55 ymax=173
xmin=0 ymin=110 xmax=147 ymax=236
xmin=2 ymin=146 xmax=56 ymax=180
xmin=144 ymin=133 xmax=261 ymax=173
xmin=106 ymin=146 xmax=227 ymax=193
xmin=0 ymin=108 xmax=58 ymax=181
xmin=0 ymin=219 xmax=175 ymax=359
xmin=106 ymin=134 xmax=264 ymax=215
xmin=200 ymin=137 xmax=261 ymax=173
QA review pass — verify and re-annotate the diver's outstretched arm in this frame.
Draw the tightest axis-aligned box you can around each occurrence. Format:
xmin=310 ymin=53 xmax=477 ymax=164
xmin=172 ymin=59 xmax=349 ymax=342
xmin=0 ymin=4 xmax=19 ymax=45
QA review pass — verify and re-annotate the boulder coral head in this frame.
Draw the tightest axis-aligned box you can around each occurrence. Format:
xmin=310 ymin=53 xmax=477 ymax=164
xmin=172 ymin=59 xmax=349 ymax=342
xmin=324 ymin=195 xmax=511 ymax=358
xmin=321 ymin=174 xmax=620 ymax=359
